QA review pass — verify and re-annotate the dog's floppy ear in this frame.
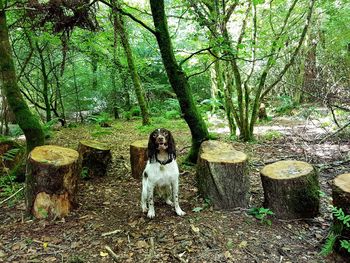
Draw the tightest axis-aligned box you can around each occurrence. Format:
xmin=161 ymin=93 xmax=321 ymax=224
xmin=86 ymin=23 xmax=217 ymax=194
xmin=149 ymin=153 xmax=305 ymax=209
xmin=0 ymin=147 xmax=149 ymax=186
xmin=148 ymin=130 xmax=157 ymax=162
xmin=166 ymin=130 xmax=176 ymax=159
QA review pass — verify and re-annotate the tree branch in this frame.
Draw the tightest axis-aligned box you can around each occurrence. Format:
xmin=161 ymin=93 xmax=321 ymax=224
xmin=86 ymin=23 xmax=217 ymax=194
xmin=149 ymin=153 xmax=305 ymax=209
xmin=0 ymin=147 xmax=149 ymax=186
xmin=98 ymin=0 xmax=156 ymax=35
xmin=179 ymin=47 xmax=212 ymax=66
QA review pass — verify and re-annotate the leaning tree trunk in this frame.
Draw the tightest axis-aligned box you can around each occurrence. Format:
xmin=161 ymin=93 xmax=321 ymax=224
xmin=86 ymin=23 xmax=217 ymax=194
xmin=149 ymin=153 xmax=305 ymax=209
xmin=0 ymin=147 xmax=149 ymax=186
xmin=0 ymin=1 xmax=45 ymax=153
xmin=113 ymin=1 xmax=150 ymax=126
xmin=150 ymin=0 xmax=209 ymax=163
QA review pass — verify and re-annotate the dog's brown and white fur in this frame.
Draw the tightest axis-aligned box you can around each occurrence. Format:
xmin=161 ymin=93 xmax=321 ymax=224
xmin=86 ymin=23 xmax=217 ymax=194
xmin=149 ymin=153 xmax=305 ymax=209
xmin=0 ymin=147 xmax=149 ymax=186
xmin=141 ymin=128 xmax=185 ymax=218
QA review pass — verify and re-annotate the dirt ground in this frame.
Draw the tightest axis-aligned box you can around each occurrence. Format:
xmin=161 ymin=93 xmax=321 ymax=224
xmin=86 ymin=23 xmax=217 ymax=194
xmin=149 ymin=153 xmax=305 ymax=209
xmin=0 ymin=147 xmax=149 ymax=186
xmin=0 ymin=116 xmax=349 ymax=263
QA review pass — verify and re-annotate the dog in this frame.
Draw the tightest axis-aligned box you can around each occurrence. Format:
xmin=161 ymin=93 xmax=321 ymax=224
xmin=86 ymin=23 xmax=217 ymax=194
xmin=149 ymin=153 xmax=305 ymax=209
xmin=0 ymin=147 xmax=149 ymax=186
xmin=141 ymin=128 xmax=186 ymax=219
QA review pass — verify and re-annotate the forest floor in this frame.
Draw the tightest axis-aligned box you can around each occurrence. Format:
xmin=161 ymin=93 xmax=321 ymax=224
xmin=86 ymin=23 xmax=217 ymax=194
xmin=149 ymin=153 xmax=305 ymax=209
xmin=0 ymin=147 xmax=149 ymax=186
xmin=1 ymin=110 xmax=350 ymax=263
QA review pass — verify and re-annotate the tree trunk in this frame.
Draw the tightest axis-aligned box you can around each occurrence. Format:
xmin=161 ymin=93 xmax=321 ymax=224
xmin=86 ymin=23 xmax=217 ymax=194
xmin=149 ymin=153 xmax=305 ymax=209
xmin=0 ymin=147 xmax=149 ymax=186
xmin=129 ymin=140 xmax=148 ymax=179
xmin=77 ymin=140 xmax=112 ymax=178
xmin=0 ymin=1 xmax=45 ymax=153
xmin=260 ymin=160 xmax=320 ymax=219
xmin=196 ymin=140 xmax=250 ymax=209
xmin=26 ymin=145 xmax=80 ymax=218
xmin=113 ymin=1 xmax=150 ymax=126
xmin=150 ymin=0 xmax=209 ymax=163
xmin=332 ymin=173 xmax=350 ymax=255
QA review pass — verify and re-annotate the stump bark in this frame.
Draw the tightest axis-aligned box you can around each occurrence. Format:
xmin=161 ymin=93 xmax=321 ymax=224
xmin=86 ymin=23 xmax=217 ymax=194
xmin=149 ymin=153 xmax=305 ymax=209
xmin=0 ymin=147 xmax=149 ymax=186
xmin=332 ymin=173 xmax=350 ymax=255
xmin=26 ymin=145 xmax=80 ymax=219
xmin=196 ymin=140 xmax=250 ymax=209
xmin=77 ymin=140 xmax=111 ymax=178
xmin=260 ymin=160 xmax=320 ymax=219
xmin=130 ymin=140 xmax=148 ymax=179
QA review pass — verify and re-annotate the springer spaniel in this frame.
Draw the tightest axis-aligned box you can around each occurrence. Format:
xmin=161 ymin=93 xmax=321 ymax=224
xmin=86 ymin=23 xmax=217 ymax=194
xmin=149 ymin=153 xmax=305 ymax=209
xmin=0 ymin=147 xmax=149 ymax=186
xmin=141 ymin=128 xmax=186 ymax=219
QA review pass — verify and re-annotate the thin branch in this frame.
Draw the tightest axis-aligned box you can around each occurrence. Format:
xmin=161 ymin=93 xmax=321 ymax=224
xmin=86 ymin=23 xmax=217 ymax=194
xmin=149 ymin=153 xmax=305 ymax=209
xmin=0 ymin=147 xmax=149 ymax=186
xmin=186 ymin=58 xmax=221 ymax=79
xmin=98 ymin=0 xmax=156 ymax=35
xmin=179 ymin=47 xmax=212 ymax=66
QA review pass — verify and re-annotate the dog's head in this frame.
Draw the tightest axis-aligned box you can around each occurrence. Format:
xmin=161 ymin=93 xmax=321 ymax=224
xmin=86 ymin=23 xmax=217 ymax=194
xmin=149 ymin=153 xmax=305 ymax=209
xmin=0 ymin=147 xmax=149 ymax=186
xmin=148 ymin=128 xmax=176 ymax=162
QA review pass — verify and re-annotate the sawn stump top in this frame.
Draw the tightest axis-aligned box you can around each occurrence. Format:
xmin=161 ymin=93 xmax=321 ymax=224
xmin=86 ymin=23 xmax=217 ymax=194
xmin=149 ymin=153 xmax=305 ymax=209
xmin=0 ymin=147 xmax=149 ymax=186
xmin=29 ymin=145 xmax=79 ymax=166
xmin=334 ymin=173 xmax=350 ymax=192
xmin=130 ymin=140 xmax=148 ymax=148
xmin=200 ymin=140 xmax=247 ymax=163
xmin=79 ymin=140 xmax=110 ymax=150
xmin=261 ymin=160 xmax=314 ymax=179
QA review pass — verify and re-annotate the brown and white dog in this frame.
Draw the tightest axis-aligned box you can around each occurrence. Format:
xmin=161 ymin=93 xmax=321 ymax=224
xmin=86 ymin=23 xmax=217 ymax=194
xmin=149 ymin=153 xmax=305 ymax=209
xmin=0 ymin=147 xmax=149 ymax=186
xmin=141 ymin=128 xmax=185 ymax=218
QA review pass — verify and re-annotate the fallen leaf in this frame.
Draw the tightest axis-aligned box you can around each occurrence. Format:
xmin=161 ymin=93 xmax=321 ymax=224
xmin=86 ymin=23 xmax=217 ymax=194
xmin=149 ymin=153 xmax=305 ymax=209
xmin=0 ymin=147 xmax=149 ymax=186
xmin=224 ymin=251 xmax=232 ymax=259
xmin=100 ymin=251 xmax=108 ymax=257
xmin=190 ymin=224 xmax=200 ymax=234
xmin=136 ymin=240 xmax=149 ymax=249
xmin=238 ymin=240 xmax=248 ymax=248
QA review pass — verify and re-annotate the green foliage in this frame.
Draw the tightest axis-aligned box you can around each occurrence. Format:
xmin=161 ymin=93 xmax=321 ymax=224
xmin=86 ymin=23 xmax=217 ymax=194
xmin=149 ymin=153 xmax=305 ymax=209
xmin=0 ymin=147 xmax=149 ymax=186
xmin=321 ymin=207 xmax=350 ymax=256
xmin=43 ymin=118 xmax=60 ymax=139
xmin=333 ymin=207 xmax=350 ymax=228
xmin=274 ymin=96 xmax=299 ymax=116
xmin=260 ymin=130 xmax=283 ymax=141
xmin=192 ymin=197 xmax=212 ymax=213
xmin=87 ymin=112 xmax=112 ymax=125
xmin=1 ymin=148 xmax=20 ymax=162
xmin=80 ymin=167 xmax=89 ymax=179
xmin=91 ymin=125 xmax=112 ymax=138
xmin=247 ymin=207 xmax=274 ymax=225
xmin=320 ymin=232 xmax=338 ymax=257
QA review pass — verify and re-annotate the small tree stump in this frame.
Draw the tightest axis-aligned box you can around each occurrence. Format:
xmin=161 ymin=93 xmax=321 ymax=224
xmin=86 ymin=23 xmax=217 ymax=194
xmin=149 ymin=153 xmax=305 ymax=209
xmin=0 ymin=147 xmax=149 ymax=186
xmin=332 ymin=173 xmax=350 ymax=255
xmin=260 ymin=160 xmax=320 ymax=219
xmin=26 ymin=145 xmax=80 ymax=219
xmin=196 ymin=140 xmax=250 ymax=209
xmin=130 ymin=140 xmax=148 ymax=179
xmin=77 ymin=140 xmax=111 ymax=178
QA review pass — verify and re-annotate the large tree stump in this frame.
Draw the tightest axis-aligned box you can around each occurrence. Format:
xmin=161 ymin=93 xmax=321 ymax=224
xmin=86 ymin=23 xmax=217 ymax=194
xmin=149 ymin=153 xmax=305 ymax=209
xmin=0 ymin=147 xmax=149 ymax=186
xmin=260 ymin=160 xmax=320 ymax=219
xmin=196 ymin=140 xmax=250 ymax=209
xmin=77 ymin=140 xmax=111 ymax=178
xmin=26 ymin=145 xmax=80 ymax=219
xmin=332 ymin=173 xmax=350 ymax=255
xmin=130 ymin=140 xmax=148 ymax=179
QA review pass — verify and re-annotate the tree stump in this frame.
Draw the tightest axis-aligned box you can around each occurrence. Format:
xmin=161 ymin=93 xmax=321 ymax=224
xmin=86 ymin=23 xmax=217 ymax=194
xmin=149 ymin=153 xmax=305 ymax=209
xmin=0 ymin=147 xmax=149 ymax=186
xmin=77 ymin=140 xmax=112 ymax=178
xmin=332 ymin=173 xmax=350 ymax=255
xmin=130 ymin=140 xmax=148 ymax=179
xmin=26 ymin=145 xmax=80 ymax=219
xmin=196 ymin=140 xmax=250 ymax=209
xmin=260 ymin=160 xmax=320 ymax=219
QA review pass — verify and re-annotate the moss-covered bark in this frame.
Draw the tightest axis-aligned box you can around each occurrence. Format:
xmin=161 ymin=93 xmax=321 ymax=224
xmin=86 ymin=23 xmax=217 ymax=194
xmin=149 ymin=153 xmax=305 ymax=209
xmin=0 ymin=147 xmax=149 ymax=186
xmin=0 ymin=1 xmax=45 ymax=153
xmin=113 ymin=1 xmax=150 ymax=126
xmin=150 ymin=0 xmax=209 ymax=163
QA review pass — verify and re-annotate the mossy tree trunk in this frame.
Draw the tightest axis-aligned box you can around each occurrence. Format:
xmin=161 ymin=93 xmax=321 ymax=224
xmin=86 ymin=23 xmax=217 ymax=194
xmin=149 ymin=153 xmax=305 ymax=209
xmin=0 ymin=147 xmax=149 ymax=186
xmin=150 ymin=0 xmax=209 ymax=163
xmin=113 ymin=0 xmax=150 ymax=126
xmin=0 ymin=1 xmax=45 ymax=153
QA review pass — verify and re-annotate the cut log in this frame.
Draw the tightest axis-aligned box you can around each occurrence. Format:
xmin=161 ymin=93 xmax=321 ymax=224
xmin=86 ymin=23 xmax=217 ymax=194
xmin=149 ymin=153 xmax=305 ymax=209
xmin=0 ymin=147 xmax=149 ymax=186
xmin=77 ymin=140 xmax=111 ymax=178
xmin=26 ymin=145 xmax=80 ymax=219
xmin=332 ymin=173 xmax=350 ymax=255
xmin=196 ymin=140 xmax=250 ymax=209
xmin=130 ymin=140 xmax=148 ymax=179
xmin=260 ymin=160 xmax=320 ymax=219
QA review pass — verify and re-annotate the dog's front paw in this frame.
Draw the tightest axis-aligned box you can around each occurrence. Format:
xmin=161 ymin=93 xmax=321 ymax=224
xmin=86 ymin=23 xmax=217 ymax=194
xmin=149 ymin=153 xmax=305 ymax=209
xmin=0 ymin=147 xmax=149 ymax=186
xmin=175 ymin=208 xmax=186 ymax=216
xmin=141 ymin=203 xmax=148 ymax=213
xmin=147 ymin=210 xmax=155 ymax=219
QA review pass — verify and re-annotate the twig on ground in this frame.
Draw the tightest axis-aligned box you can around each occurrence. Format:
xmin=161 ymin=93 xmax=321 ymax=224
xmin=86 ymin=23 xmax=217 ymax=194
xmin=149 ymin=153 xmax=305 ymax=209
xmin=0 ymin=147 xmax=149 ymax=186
xmin=0 ymin=187 xmax=24 ymax=206
xmin=101 ymin=229 xmax=122 ymax=237
xmin=242 ymin=248 xmax=259 ymax=262
xmin=319 ymin=120 xmax=350 ymax=143
xmin=32 ymin=239 xmax=67 ymax=249
xmin=104 ymin=245 xmax=119 ymax=262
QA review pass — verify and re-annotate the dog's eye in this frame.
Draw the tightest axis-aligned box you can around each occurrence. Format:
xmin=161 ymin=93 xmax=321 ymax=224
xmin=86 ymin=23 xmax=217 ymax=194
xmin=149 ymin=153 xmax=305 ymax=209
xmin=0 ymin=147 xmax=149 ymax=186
xmin=164 ymin=132 xmax=168 ymax=137
xmin=152 ymin=134 xmax=157 ymax=138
